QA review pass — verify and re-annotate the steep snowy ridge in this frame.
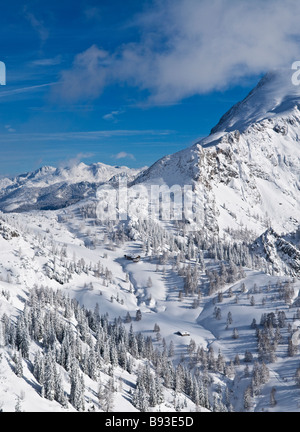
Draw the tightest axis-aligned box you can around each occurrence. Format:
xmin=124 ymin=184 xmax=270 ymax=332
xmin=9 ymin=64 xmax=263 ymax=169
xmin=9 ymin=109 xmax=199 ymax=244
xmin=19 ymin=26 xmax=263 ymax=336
xmin=210 ymin=110 xmax=300 ymax=235
xmin=252 ymin=228 xmax=300 ymax=277
xmin=133 ymin=69 xmax=300 ymax=243
xmin=211 ymin=68 xmax=300 ymax=134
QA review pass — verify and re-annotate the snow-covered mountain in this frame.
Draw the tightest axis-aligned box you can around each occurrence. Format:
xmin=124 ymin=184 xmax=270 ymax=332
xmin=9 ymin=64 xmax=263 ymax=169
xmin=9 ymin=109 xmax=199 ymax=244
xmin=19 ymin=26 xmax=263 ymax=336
xmin=0 ymin=68 xmax=300 ymax=413
xmin=0 ymin=69 xmax=298 ymax=276
xmin=135 ymin=68 xmax=300 ymax=240
xmin=211 ymin=69 xmax=300 ymax=134
xmin=0 ymin=162 xmax=144 ymax=212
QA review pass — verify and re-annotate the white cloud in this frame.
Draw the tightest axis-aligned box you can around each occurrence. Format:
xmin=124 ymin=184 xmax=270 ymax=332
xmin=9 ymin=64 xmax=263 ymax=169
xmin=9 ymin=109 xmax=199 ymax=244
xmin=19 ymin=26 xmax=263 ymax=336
xmin=4 ymin=125 xmax=16 ymax=133
xmin=102 ymin=110 xmax=124 ymax=121
xmin=0 ymin=129 xmax=170 ymax=142
xmin=55 ymin=0 xmax=300 ymax=104
xmin=113 ymin=151 xmax=136 ymax=161
xmin=55 ymin=45 xmax=110 ymax=102
xmin=0 ymin=82 xmax=56 ymax=100
xmin=31 ymin=56 xmax=62 ymax=66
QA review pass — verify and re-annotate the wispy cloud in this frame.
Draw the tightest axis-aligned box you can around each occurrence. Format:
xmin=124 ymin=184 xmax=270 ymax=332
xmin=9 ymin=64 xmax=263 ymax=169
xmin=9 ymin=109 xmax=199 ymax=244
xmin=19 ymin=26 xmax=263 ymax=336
xmin=53 ymin=45 xmax=110 ymax=102
xmin=84 ymin=6 xmax=102 ymax=22
xmin=0 ymin=82 xmax=56 ymax=99
xmin=54 ymin=0 xmax=300 ymax=104
xmin=113 ymin=151 xmax=135 ymax=161
xmin=102 ymin=110 xmax=124 ymax=122
xmin=31 ymin=56 xmax=62 ymax=67
xmin=58 ymin=152 xmax=95 ymax=168
xmin=4 ymin=125 xmax=16 ymax=133
xmin=23 ymin=6 xmax=49 ymax=45
xmin=0 ymin=129 xmax=174 ymax=142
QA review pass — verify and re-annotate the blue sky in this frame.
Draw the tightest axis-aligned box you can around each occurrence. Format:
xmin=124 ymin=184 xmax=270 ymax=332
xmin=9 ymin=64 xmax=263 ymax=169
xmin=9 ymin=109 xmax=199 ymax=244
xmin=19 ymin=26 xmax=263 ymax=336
xmin=1 ymin=0 xmax=300 ymax=177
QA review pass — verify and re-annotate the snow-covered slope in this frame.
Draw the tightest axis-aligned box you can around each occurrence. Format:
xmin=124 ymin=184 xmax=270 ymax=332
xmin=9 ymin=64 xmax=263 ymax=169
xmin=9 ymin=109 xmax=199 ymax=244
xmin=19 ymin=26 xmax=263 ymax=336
xmin=134 ymin=68 xmax=300 ymax=241
xmin=0 ymin=204 xmax=299 ymax=412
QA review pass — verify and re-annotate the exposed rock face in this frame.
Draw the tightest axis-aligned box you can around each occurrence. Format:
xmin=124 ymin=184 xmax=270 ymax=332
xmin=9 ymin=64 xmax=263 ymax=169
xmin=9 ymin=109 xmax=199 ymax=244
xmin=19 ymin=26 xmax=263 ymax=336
xmin=251 ymin=228 xmax=300 ymax=277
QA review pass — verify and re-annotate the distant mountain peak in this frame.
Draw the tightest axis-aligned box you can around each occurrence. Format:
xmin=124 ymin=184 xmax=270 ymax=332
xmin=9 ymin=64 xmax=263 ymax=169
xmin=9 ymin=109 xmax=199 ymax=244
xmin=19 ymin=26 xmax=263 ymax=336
xmin=0 ymin=162 xmax=145 ymax=212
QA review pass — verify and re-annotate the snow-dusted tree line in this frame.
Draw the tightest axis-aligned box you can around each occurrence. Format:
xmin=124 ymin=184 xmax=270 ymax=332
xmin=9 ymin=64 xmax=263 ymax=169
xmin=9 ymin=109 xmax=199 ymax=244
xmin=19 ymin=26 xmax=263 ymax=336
xmin=0 ymin=285 xmax=224 ymax=411
xmin=0 ymin=283 xmax=275 ymax=412
xmin=0 ymin=285 xmax=218 ymax=411
xmin=0 ymin=285 xmax=159 ymax=411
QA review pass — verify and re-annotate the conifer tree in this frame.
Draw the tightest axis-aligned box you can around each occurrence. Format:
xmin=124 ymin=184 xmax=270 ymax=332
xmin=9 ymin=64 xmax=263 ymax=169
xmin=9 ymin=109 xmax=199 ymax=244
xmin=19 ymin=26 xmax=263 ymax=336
xmin=44 ymin=351 xmax=55 ymax=401
xmin=69 ymin=359 xmax=85 ymax=411
xmin=244 ymin=385 xmax=252 ymax=410
xmin=15 ymin=350 xmax=23 ymax=378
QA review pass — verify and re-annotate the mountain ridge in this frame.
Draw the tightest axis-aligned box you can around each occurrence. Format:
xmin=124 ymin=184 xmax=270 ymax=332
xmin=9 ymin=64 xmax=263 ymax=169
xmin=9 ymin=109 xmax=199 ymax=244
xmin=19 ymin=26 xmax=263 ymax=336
xmin=210 ymin=68 xmax=300 ymax=134
xmin=0 ymin=68 xmax=299 ymax=250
